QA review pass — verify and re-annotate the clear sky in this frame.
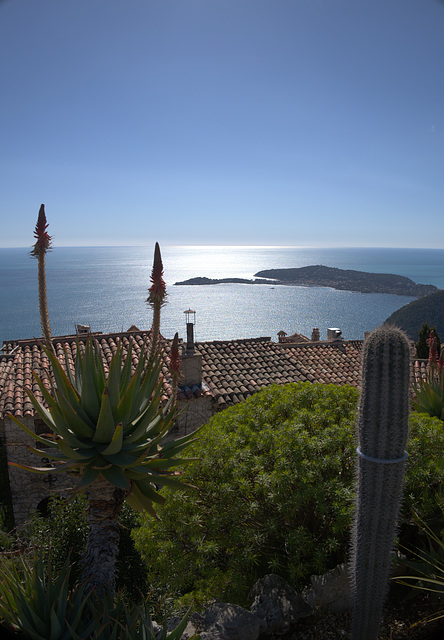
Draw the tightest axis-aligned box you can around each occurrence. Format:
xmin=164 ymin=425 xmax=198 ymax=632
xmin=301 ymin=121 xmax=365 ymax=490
xmin=1 ymin=0 xmax=443 ymax=248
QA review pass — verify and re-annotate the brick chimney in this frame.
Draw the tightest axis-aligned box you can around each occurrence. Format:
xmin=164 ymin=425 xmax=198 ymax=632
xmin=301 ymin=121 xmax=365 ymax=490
xmin=311 ymin=327 xmax=320 ymax=342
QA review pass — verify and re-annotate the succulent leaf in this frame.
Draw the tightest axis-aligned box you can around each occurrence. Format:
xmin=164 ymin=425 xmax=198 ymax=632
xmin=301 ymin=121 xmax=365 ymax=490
xmin=101 ymin=422 xmax=124 ymax=455
xmin=93 ymin=387 xmax=117 ymax=444
xmin=101 ymin=466 xmax=131 ymax=490
xmin=8 ymin=413 xmax=57 ymax=447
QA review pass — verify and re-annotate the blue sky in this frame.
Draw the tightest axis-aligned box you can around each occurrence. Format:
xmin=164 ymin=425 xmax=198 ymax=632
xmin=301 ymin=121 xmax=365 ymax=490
xmin=1 ymin=0 xmax=443 ymax=248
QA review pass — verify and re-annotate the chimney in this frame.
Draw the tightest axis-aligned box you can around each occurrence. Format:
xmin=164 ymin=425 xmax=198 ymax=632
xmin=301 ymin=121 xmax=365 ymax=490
xmin=76 ymin=323 xmax=91 ymax=337
xmin=327 ymin=327 xmax=342 ymax=342
xmin=181 ymin=309 xmax=202 ymax=387
xmin=311 ymin=327 xmax=320 ymax=342
xmin=184 ymin=309 xmax=196 ymax=355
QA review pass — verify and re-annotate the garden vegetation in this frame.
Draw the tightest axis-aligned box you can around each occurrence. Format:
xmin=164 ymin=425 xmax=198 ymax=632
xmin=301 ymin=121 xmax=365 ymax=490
xmin=132 ymin=382 xmax=444 ymax=609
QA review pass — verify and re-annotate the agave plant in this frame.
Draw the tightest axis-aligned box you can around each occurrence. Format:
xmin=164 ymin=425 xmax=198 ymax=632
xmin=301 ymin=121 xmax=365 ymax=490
xmin=0 ymin=553 xmax=95 ymax=640
xmin=0 ymin=551 xmax=192 ymax=640
xmin=70 ymin=596 xmax=191 ymax=640
xmin=8 ymin=337 xmax=198 ymax=598
xmin=395 ymin=514 xmax=444 ymax=624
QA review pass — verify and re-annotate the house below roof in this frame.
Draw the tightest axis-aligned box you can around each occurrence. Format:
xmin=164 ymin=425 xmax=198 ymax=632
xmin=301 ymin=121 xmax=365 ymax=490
xmin=0 ymin=326 xmax=369 ymax=524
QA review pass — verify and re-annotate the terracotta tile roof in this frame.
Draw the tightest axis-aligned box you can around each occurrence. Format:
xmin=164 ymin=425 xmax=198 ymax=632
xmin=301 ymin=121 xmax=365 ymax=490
xmin=0 ymin=330 xmax=203 ymax=419
xmin=195 ymin=337 xmax=361 ymax=409
xmin=277 ymin=330 xmax=311 ymax=344
xmin=4 ymin=330 xmax=419 ymax=421
xmin=282 ymin=340 xmax=364 ymax=388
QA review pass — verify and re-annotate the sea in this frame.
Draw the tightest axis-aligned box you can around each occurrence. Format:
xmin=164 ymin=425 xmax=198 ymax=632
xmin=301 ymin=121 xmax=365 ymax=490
xmin=1 ymin=246 xmax=444 ymax=346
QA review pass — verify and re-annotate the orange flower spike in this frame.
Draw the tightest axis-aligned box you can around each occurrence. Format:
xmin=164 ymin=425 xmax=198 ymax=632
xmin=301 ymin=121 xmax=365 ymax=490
xmin=31 ymin=204 xmax=52 ymax=256
xmin=148 ymin=242 xmax=166 ymax=306
xmin=429 ymin=333 xmax=438 ymax=365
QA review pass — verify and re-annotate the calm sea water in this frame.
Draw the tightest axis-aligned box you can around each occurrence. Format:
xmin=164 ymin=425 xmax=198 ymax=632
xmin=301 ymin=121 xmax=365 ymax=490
xmin=1 ymin=246 xmax=444 ymax=345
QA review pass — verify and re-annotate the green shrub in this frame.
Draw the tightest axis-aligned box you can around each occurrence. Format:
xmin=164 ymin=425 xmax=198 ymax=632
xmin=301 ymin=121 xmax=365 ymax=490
xmin=133 ymin=382 xmax=444 ymax=608
xmin=22 ymin=495 xmax=147 ymax=601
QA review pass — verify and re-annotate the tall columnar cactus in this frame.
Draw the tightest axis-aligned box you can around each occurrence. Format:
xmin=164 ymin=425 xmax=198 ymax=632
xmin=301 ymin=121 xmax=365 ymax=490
xmin=30 ymin=204 xmax=53 ymax=349
xmin=351 ymin=325 xmax=411 ymax=640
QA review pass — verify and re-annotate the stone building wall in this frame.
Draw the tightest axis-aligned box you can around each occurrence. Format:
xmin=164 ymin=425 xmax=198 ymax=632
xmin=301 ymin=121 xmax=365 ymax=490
xmin=4 ymin=416 xmax=73 ymax=526
xmin=167 ymin=396 xmax=213 ymax=441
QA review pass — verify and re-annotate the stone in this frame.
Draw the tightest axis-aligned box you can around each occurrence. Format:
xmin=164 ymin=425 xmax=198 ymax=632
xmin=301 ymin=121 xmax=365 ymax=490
xmin=199 ymin=602 xmax=262 ymax=640
xmin=304 ymin=563 xmax=353 ymax=613
xmin=163 ymin=612 xmax=204 ymax=640
xmin=248 ymin=574 xmax=312 ymax=636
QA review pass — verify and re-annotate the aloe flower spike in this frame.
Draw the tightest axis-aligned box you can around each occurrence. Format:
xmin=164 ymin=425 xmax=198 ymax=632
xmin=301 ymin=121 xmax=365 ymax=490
xmin=30 ymin=204 xmax=53 ymax=349
xmin=429 ymin=333 xmax=438 ymax=365
xmin=147 ymin=242 xmax=167 ymax=360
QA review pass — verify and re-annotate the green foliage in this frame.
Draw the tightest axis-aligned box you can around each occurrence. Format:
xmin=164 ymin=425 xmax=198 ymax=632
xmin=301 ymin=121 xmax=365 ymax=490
xmin=385 ymin=289 xmax=444 ymax=341
xmin=134 ymin=383 xmax=359 ymax=606
xmin=413 ymin=331 xmax=444 ymax=421
xmin=395 ymin=506 xmax=444 ymax=624
xmin=22 ymin=495 xmax=147 ymax=601
xmin=133 ymin=383 xmax=444 ymax=608
xmin=22 ymin=496 xmax=88 ymax=585
xmin=0 ymin=438 xmax=14 ymax=533
xmin=413 ymin=371 xmax=444 ymax=421
xmin=9 ymin=339 xmax=196 ymax=516
xmin=0 ymin=553 xmax=94 ymax=640
xmin=0 ymin=550 xmax=191 ymax=640
xmin=416 ymin=323 xmax=441 ymax=359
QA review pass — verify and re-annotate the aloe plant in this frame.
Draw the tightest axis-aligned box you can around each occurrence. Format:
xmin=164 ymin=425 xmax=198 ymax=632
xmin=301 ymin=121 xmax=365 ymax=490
xmin=413 ymin=332 xmax=444 ymax=421
xmin=0 ymin=553 xmax=95 ymax=640
xmin=396 ymin=514 xmax=444 ymax=624
xmin=9 ymin=338 xmax=197 ymax=597
xmin=10 ymin=211 xmax=197 ymax=599
xmin=0 ymin=551 xmax=192 ymax=640
xmin=30 ymin=204 xmax=53 ymax=349
xmin=69 ymin=596 xmax=191 ymax=640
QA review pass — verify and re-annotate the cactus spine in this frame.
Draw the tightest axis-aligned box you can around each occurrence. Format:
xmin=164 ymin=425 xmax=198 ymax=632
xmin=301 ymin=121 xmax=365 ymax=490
xmin=351 ymin=326 xmax=410 ymax=640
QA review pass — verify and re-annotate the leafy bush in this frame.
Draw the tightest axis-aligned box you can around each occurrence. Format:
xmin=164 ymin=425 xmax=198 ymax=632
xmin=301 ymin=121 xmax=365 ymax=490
xmin=133 ymin=382 xmax=444 ymax=608
xmin=22 ymin=495 xmax=147 ymax=601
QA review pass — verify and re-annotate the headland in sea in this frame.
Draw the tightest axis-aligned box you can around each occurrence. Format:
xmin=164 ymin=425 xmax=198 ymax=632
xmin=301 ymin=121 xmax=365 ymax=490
xmin=175 ymin=265 xmax=438 ymax=297
xmin=1 ymin=246 xmax=444 ymax=345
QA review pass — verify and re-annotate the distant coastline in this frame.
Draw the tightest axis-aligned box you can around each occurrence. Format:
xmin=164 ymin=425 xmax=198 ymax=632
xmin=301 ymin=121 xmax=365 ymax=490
xmin=175 ymin=265 xmax=438 ymax=297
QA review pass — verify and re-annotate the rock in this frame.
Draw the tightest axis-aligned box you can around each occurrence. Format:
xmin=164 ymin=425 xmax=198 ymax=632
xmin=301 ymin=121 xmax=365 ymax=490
xmin=248 ymin=574 xmax=312 ymax=636
xmin=163 ymin=612 xmax=205 ymax=640
xmin=304 ymin=563 xmax=353 ymax=613
xmin=198 ymin=602 xmax=262 ymax=640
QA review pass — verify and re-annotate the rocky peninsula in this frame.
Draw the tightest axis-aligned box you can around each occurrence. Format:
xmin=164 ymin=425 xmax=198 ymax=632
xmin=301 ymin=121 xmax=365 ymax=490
xmin=174 ymin=265 xmax=438 ymax=297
